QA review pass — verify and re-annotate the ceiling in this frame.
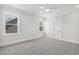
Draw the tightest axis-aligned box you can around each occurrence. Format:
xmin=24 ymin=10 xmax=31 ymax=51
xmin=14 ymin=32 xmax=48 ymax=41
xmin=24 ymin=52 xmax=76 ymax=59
xmin=3 ymin=4 xmax=79 ymax=16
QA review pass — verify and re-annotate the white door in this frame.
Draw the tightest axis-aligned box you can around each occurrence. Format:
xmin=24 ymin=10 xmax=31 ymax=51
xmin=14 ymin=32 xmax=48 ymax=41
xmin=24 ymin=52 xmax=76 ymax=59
xmin=53 ymin=16 xmax=62 ymax=39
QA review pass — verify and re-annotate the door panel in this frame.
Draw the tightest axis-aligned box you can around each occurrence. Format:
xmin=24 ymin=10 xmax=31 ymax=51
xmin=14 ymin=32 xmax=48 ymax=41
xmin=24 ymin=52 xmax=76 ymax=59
xmin=53 ymin=16 xmax=62 ymax=39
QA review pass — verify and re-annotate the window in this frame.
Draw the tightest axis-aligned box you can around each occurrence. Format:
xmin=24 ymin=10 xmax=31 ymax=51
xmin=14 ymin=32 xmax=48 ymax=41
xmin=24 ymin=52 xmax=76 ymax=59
xmin=4 ymin=14 xmax=19 ymax=34
xmin=39 ymin=21 xmax=43 ymax=31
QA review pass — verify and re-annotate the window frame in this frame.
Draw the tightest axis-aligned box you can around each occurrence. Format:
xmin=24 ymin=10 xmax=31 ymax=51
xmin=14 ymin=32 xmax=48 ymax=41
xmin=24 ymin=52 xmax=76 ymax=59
xmin=3 ymin=13 xmax=19 ymax=35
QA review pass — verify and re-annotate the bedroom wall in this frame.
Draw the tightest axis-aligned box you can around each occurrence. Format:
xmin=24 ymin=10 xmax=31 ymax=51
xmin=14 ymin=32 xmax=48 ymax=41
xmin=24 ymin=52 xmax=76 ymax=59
xmin=45 ymin=13 xmax=79 ymax=44
xmin=0 ymin=5 xmax=43 ymax=46
xmin=62 ymin=13 xmax=79 ymax=43
xmin=0 ymin=5 xmax=3 ymax=45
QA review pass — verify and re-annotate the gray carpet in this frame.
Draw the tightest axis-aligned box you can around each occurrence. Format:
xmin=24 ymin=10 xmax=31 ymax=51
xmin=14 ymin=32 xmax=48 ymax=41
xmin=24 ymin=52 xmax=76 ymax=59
xmin=0 ymin=37 xmax=79 ymax=55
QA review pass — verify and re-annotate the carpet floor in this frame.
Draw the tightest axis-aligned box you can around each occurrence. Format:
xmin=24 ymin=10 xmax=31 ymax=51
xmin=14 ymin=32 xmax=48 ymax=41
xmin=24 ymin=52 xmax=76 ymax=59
xmin=0 ymin=37 xmax=79 ymax=55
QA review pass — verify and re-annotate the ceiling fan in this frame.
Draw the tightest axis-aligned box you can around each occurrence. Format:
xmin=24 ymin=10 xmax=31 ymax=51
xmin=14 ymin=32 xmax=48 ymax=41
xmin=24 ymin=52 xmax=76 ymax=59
xmin=39 ymin=4 xmax=61 ymax=13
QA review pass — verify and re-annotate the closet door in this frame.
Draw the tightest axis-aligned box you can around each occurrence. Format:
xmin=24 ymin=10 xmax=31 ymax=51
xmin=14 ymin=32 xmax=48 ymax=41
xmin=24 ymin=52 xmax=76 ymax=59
xmin=53 ymin=15 xmax=62 ymax=39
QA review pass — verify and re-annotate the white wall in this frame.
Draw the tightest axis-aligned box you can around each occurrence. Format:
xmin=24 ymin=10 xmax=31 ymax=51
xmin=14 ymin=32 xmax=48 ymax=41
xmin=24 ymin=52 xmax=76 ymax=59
xmin=62 ymin=13 xmax=79 ymax=43
xmin=45 ymin=13 xmax=79 ymax=44
xmin=0 ymin=5 xmax=3 ymax=45
xmin=0 ymin=5 xmax=43 ymax=46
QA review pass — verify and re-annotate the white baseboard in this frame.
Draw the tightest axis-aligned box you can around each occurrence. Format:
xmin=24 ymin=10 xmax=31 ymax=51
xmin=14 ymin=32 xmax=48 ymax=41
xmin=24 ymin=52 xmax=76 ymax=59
xmin=62 ymin=39 xmax=79 ymax=44
xmin=0 ymin=35 xmax=43 ymax=47
xmin=46 ymin=35 xmax=79 ymax=44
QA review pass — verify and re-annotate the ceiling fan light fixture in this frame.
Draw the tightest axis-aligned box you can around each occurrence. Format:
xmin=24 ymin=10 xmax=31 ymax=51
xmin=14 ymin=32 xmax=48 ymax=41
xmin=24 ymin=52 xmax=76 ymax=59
xmin=45 ymin=8 xmax=50 ymax=12
xmin=76 ymin=5 xmax=79 ymax=8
